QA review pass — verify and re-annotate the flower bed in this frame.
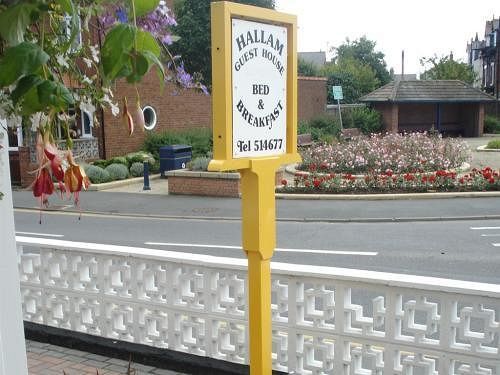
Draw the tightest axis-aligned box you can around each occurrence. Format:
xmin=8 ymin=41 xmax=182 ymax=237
xmin=300 ymin=132 xmax=471 ymax=174
xmin=279 ymin=167 xmax=500 ymax=194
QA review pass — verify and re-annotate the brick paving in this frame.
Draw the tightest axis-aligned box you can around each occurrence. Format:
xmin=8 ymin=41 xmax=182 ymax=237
xmin=26 ymin=340 xmax=187 ymax=375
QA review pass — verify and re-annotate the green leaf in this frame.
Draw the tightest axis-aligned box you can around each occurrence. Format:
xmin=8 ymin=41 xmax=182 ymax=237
xmin=136 ymin=30 xmax=160 ymax=57
xmin=0 ymin=42 xmax=49 ymax=87
xmin=0 ymin=3 xmax=37 ymax=46
xmin=11 ymin=74 xmax=43 ymax=104
xmin=21 ymin=86 xmax=44 ymax=115
xmin=142 ymin=50 xmax=165 ymax=80
xmin=55 ymin=0 xmax=73 ymax=13
xmin=37 ymin=80 xmax=75 ymax=110
xmin=127 ymin=52 xmax=150 ymax=83
xmin=101 ymin=24 xmax=137 ymax=81
xmin=133 ymin=0 xmax=159 ymax=17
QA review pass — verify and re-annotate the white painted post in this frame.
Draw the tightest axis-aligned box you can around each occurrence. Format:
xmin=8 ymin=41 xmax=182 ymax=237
xmin=0 ymin=119 xmax=28 ymax=375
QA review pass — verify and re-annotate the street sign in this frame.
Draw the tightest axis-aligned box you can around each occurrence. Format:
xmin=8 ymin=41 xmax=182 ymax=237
xmin=209 ymin=3 xmax=300 ymax=374
xmin=232 ymin=19 xmax=287 ymax=159
xmin=332 ymin=85 xmax=343 ymax=100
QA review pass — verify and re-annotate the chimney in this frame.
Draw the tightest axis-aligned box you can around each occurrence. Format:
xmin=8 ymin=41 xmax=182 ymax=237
xmin=401 ymin=50 xmax=404 ymax=78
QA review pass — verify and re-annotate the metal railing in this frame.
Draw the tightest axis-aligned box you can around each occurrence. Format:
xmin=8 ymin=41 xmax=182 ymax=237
xmin=16 ymin=236 xmax=500 ymax=374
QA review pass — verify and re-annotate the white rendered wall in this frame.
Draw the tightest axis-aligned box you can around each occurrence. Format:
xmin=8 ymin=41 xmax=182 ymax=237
xmin=0 ymin=119 xmax=28 ymax=375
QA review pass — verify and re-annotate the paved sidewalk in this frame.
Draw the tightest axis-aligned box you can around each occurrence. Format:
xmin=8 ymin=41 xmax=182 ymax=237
xmin=26 ymin=340 xmax=187 ymax=375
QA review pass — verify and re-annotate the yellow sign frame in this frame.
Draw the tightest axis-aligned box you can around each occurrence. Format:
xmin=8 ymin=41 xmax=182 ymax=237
xmin=208 ymin=1 xmax=301 ymax=172
xmin=208 ymin=3 xmax=300 ymax=374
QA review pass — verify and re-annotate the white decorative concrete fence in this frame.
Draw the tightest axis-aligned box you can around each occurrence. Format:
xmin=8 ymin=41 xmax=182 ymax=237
xmin=17 ymin=236 xmax=500 ymax=375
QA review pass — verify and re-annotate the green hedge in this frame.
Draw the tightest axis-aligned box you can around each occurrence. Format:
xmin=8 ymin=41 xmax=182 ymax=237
xmin=485 ymin=115 xmax=500 ymax=134
xmin=143 ymin=128 xmax=212 ymax=159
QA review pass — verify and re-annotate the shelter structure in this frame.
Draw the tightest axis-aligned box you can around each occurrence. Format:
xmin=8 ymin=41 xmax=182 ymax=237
xmin=359 ymin=80 xmax=496 ymax=136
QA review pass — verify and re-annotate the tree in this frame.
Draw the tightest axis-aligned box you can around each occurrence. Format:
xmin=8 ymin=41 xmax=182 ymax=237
xmin=333 ymin=36 xmax=391 ymax=86
xmin=420 ymin=55 xmax=477 ymax=84
xmin=321 ymin=58 xmax=380 ymax=103
xmin=298 ymin=58 xmax=320 ymax=77
xmin=0 ymin=0 xmax=202 ymax=204
xmin=173 ymin=0 xmax=275 ymax=88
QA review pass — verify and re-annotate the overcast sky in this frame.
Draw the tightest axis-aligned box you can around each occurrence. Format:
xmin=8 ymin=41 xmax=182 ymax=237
xmin=275 ymin=0 xmax=499 ymax=75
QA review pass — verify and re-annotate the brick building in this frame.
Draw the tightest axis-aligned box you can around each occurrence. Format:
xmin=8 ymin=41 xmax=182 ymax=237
xmin=360 ymin=80 xmax=496 ymax=136
xmin=467 ymin=17 xmax=499 ymax=99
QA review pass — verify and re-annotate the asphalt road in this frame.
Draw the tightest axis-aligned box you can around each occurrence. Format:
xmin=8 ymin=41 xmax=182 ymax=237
xmin=13 ymin=202 xmax=500 ymax=284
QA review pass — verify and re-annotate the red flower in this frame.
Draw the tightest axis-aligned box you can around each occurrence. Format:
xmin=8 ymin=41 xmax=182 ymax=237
xmin=421 ymin=176 xmax=428 ymax=183
xmin=429 ymin=175 xmax=436 ymax=183
xmin=489 ymin=178 xmax=495 ymax=184
xmin=313 ymin=179 xmax=321 ymax=188
xmin=319 ymin=162 xmax=328 ymax=170
xmin=309 ymin=163 xmax=317 ymax=172
xmin=281 ymin=179 xmax=288 ymax=186
xmin=404 ymin=173 xmax=415 ymax=181
xmin=385 ymin=169 xmax=393 ymax=177
xmin=33 ymin=168 xmax=54 ymax=198
xmin=459 ymin=178 xmax=465 ymax=184
xmin=305 ymin=181 xmax=311 ymax=187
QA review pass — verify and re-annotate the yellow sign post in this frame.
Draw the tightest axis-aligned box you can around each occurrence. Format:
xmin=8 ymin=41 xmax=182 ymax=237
xmin=209 ymin=2 xmax=300 ymax=374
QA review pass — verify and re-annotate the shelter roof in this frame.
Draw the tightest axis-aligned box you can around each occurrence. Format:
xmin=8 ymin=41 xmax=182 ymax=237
xmin=359 ymin=80 xmax=496 ymax=103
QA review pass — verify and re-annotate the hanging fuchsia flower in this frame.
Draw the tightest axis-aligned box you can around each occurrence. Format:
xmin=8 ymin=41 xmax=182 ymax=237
xmin=122 ymin=97 xmax=134 ymax=136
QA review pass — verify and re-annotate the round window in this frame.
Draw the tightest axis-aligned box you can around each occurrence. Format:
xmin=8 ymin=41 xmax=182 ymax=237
xmin=142 ymin=106 xmax=157 ymax=130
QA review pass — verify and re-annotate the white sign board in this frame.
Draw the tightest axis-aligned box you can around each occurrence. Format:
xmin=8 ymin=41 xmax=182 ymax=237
xmin=232 ymin=18 xmax=287 ymax=158
xmin=332 ymin=85 xmax=343 ymax=100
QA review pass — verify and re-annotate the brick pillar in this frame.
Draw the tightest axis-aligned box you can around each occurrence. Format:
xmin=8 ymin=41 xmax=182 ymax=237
xmin=389 ymin=104 xmax=399 ymax=133
xmin=477 ymin=103 xmax=485 ymax=137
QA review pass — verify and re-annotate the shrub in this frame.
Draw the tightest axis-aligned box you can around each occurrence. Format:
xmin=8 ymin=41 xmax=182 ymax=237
xmin=297 ymin=120 xmax=311 ymax=135
xmin=189 ymin=156 xmax=211 ymax=171
xmin=486 ymin=139 xmax=500 ymax=149
xmin=143 ymin=128 xmax=212 ymax=159
xmin=130 ymin=162 xmax=145 ymax=177
xmin=345 ymin=107 xmax=383 ymax=135
xmin=84 ymin=165 xmax=112 ymax=184
xmin=484 ymin=115 xmax=500 ymax=134
xmin=105 ymin=163 xmax=129 ymax=180
xmin=109 ymin=156 xmax=128 ymax=167
xmin=299 ymin=115 xmax=341 ymax=142
xmin=125 ymin=151 xmax=155 ymax=167
xmin=92 ymin=159 xmax=109 ymax=168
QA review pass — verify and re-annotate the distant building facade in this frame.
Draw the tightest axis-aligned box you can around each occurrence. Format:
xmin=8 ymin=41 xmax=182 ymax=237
xmin=298 ymin=51 xmax=326 ymax=67
xmin=467 ymin=17 xmax=499 ymax=97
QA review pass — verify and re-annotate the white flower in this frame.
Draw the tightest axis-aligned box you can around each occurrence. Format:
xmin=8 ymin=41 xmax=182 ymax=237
xmin=79 ymin=98 xmax=96 ymax=116
xmin=90 ymin=45 xmax=100 ymax=63
xmin=110 ymin=102 xmax=119 ymax=117
xmin=82 ymin=75 xmax=92 ymax=85
xmin=31 ymin=112 xmax=49 ymax=131
xmin=56 ymin=54 xmax=69 ymax=68
xmin=102 ymin=93 xmax=119 ymax=117
xmin=102 ymin=87 xmax=114 ymax=98
xmin=83 ymin=57 xmax=92 ymax=68
xmin=57 ymin=113 xmax=75 ymax=123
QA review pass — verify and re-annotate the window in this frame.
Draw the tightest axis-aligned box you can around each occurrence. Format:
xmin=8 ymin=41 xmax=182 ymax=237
xmin=81 ymin=110 xmax=93 ymax=138
xmin=63 ymin=12 xmax=82 ymax=52
xmin=142 ymin=106 xmax=157 ymax=130
xmin=7 ymin=126 xmax=23 ymax=150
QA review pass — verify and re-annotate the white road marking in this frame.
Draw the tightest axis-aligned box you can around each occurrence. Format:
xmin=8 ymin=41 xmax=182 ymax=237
xmin=144 ymin=242 xmax=378 ymax=256
xmin=493 ymin=243 xmax=500 ymax=247
xmin=470 ymin=227 xmax=500 ymax=230
xmin=15 ymin=231 xmax=64 ymax=238
xmin=481 ymin=234 xmax=500 ymax=237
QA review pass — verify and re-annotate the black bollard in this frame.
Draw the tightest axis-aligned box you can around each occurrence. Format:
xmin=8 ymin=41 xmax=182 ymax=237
xmin=143 ymin=161 xmax=151 ymax=191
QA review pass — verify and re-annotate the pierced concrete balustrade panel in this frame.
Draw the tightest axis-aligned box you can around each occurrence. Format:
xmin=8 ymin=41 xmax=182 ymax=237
xmin=16 ymin=237 xmax=500 ymax=375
